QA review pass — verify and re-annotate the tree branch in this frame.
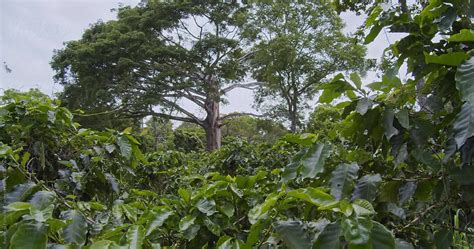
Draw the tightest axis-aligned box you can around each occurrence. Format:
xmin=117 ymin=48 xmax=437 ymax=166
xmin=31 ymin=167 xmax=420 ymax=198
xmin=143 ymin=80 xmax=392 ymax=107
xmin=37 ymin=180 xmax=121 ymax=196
xmin=219 ymin=112 xmax=264 ymax=122
xmin=221 ymin=81 xmax=264 ymax=94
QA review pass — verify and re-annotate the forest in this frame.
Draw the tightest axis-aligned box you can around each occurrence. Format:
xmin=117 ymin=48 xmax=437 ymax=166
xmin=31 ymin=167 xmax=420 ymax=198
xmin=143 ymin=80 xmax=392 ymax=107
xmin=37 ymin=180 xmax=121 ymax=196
xmin=1 ymin=0 xmax=473 ymax=248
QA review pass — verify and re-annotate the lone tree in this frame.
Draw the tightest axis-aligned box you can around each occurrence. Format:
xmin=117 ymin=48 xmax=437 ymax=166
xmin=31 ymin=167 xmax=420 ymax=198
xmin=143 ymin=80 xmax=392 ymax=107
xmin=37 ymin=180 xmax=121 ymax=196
xmin=52 ymin=1 xmax=258 ymax=151
xmin=245 ymin=0 xmax=369 ymax=132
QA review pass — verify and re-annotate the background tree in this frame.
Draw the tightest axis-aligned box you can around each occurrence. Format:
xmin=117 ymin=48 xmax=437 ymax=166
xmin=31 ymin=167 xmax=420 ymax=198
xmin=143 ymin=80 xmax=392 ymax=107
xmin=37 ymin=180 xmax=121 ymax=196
xmin=140 ymin=116 xmax=174 ymax=152
xmin=305 ymin=104 xmax=342 ymax=140
xmin=51 ymin=0 xmax=257 ymax=151
xmin=245 ymin=0 xmax=369 ymax=132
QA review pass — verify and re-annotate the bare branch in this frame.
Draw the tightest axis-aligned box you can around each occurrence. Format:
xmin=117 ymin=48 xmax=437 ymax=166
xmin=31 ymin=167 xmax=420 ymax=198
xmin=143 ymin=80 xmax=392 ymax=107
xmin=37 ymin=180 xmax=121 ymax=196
xmin=219 ymin=112 xmax=264 ymax=123
xmin=128 ymin=111 xmax=201 ymax=125
xmin=221 ymin=81 xmax=264 ymax=94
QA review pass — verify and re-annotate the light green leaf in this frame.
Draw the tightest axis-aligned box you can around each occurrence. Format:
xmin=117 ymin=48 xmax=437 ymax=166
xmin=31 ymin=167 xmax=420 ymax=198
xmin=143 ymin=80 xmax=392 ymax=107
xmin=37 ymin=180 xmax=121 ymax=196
xmin=352 ymin=199 xmax=375 ymax=216
xmin=29 ymin=191 xmax=56 ymax=222
xmin=4 ymin=202 xmax=31 ymax=211
xmin=179 ymin=215 xmax=196 ymax=231
xmin=330 ymin=163 xmax=359 ymax=200
xmin=146 ymin=208 xmax=173 ymax=236
xmin=62 ymin=210 xmax=87 ymax=246
xmin=455 ymin=57 xmax=474 ymax=104
xmin=196 ymin=198 xmax=217 ymax=216
xmin=350 ymin=73 xmax=363 ymax=89
xmin=89 ymin=240 xmax=116 ymax=249
xmin=313 ymin=222 xmax=342 ymax=249
xmin=273 ymin=220 xmax=312 ymax=249
xmin=365 ymin=24 xmax=382 ymax=44
xmin=300 ymin=143 xmax=332 ymax=179
xmin=424 ymin=51 xmax=469 ymax=66
xmin=10 ymin=222 xmax=48 ymax=249
xmin=117 ymin=136 xmax=132 ymax=159
xmin=371 ymin=221 xmax=395 ymax=249
xmin=287 ymin=187 xmax=335 ymax=206
xmin=448 ymin=29 xmax=474 ymax=42
xmin=246 ymin=220 xmax=267 ymax=247
xmin=127 ymin=225 xmax=145 ymax=249
xmin=248 ymin=192 xmax=282 ymax=224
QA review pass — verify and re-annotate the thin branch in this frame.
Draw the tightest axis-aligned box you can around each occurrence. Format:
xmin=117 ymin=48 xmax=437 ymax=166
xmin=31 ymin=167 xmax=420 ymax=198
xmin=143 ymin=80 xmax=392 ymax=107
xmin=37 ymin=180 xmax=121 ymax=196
xmin=221 ymin=81 xmax=264 ymax=94
xmin=219 ymin=112 xmax=264 ymax=123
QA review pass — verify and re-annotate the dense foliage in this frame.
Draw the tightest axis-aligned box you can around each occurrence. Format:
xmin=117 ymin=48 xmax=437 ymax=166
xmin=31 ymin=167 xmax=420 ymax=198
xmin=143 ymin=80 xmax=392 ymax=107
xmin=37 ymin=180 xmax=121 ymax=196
xmin=2 ymin=0 xmax=474 ymax=248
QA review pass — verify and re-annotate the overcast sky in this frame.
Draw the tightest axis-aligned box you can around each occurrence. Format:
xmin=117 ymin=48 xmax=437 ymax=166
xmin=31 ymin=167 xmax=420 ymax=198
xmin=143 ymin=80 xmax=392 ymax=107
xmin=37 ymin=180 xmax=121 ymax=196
xmin=0 ymin=0 xmax=400 ymax=116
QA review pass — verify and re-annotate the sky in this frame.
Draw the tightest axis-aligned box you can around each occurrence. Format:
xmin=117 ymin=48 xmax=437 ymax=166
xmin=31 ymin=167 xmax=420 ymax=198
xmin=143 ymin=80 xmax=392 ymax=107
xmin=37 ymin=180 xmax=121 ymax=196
xmin=0 ymin=0 xmax=402 ymax=117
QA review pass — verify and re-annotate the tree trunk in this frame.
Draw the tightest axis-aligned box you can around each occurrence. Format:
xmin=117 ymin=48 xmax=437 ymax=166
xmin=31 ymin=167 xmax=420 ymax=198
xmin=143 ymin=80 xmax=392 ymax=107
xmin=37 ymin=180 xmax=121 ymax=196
xmin=204 ymin=99 xmax=221 ymax=151
xmin=289 ymin=96 xmax=298 ymax=133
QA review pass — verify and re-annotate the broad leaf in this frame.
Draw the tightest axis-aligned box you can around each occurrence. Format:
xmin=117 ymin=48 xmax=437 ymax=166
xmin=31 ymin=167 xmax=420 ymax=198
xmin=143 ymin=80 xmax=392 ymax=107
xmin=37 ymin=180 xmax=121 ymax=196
xmin=383 ymin=108 xmax=399 ymax=140
xmin=452 ymin=103 xmax=474 ymax=148
xmin=424 ymin=52 xmax=469 ymax=66
xmin=62 ymin=210 xmax=87 ymax=246
xmin=448 ymin=29 xmax=474 ymax=42
xmin=455 ymin=57 xmax=474 ymax=104
xmin=371 ymin=221 xmax=395 ymax=249
xmin=342 ymin=217 xmax=372 ymax=246
xmin=273 ymin=220 xmax=312 ymax=249
xmin=127 ymin=225 xmax=145 ymax=249
xmin=352 ymin=174 xmax=382 ymax=202
xmin=196 ymin=198 xmax=217 ymax=216
xmin=29 ymin=191 xmax=56 ymax=222
xmin=117 ymin=136 xmax=132 ymax=159
xmin=330 ymin=163 xmax=359 ymax=200
xmin=300 ymin=143 xmax=332 ymax=179
xmin=313 ymin=222 xmax=342 ymax=249
xmin=249 ymin=192 xmax=283 ymax=224
xmin=10 ymin=222 xmax=48 ymax=249
xmin=287 ymin=187 xmax=335 ymax=206
xmin=146 ymin=208 xmax=173 ymax=236
xmin=5 ymin=182 xmax=37 ymax=204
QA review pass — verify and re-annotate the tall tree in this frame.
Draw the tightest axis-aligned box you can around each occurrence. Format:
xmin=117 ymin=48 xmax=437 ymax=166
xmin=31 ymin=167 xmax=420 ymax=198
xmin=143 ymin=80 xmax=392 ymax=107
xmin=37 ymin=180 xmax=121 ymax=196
xmin=51 ymin=0 xmax=257 ymax=151
xmin=245 ymin=0 xmax=369 ymax=132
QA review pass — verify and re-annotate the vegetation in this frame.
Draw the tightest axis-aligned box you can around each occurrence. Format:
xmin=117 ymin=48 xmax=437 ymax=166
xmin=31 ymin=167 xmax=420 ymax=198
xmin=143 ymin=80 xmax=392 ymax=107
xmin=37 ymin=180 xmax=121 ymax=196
xmin=1 ymin=0 xmax=474 ymax=248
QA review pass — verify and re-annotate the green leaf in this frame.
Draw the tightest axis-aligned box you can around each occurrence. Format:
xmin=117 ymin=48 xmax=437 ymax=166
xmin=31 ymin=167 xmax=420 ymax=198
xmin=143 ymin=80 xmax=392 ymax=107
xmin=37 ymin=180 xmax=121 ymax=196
xmin=5 ymin=182 xmax=37 ymax=204
xmin=249 ymin=192 xmax=282 ymax=224
xmin=395 ymin=239 xmax=414 ymax=249
xmin=448 ymin=29 xmax=474 ymax=42
xmin=424 ymin=51 xmax=469 ymax=66
xmin=398 ymin=182 xmax=417 ymax=204
xmin=29 ymin=191 xmax=56 ymax=222
xmin=383 ymin=108 xmax=399 ymax=140
xmin=179 ymin=215 xmax=196 ymax=231
xmin=342 ymin=217 xmax=372 ymax=246
xmin=352 ymin=174 xmax=382 ymax=202
xmin=350 ymin=73 xmax=363 ymax=89
xmin=117 ymin=136 xmax=132 ymax=159
xmin=395 ymin=109 xmax=409 ymax=129
xmin=352 ymin=199 xmax=375 ymax=216
xmin=300 ymin=143 xmax=332 ymax=179
xmin=371 ymin=221 xmax=395 ymax=249
xmin=313 ymin=222 xmax=342 ymax=249
xmin=273 ymin=220 xmax=312 ymax=249
xmin=203 ymin=217 xmax=221 ymax=236
xmin=365 ymin=24 xmax=382 ymax=44
xmin=356 ymin=98 xmax=372 ymax=115
xmin=127 ymin=225 xmax=145 ymax=249
xmin=10 ymin=222 xmax=48 ymax=249
xmin=452 ymin=103 xmax=474 ymax=148
xmin=434 ymin=229 xmax=453 ymax=249
xmin=196 ymin=198 xmax=217 ymax=216
xmin=287 ymin=187 xmax=335 ymax=207
xmin=4 ymin=202 xmax=31 ymax=211
xmin=330 ymin=163 xmax=359 ymax=200
xmin=146 ymin=208 xmax=173 ymax=236
xmin=455 ymin=57 xmax=474 ymax=104
xmin=62 ymin=210 xmax=87 ymax=246
xmin=89 ymin=240 xmax=117 ymax=249
xmin=449 ymin=166 xmax=474 ymax=185
xmin=178 ymin=188 xmax=191 ymax=203
xmin=246 ymin=220 xmax=267 ymax=247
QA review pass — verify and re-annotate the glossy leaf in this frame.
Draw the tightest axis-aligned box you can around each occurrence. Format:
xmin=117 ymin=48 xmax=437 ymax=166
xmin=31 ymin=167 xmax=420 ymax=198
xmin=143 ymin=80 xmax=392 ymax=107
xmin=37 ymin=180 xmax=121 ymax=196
xmin=10 ymin=222 xmax=48 ymax=249
xmin=371 ymin=221 xmax=395 ymax=249
xmin=352 ymin=174 xmax=382 ymax=202
xmin=456 ymin=57 xmax=474 ymax=104
xmin=62 ymin=210 xmax=87 ymax=246
xmin=452 ymin=103 xmax=474 ymax=148
xmin=330 ymin=163 xmax=359 ymax=200
xmin=273 ymin=220 xmax=312 ymax=249
xmin=127 ymin=225 xmax=145 ymax=249
xmin=313 ymin=222 xmax=342 ymax=249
